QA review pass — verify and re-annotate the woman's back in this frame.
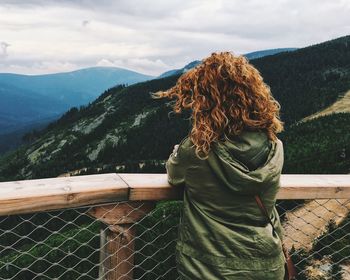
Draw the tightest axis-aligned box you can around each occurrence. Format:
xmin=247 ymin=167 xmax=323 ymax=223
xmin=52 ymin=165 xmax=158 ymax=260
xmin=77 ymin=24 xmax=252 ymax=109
xmin=167 ymin=130 xmax=286 ymax=278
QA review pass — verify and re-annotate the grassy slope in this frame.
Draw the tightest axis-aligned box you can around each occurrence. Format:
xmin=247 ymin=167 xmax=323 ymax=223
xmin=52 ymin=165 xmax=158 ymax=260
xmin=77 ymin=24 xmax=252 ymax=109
xmin=301 ymin=89 xmax=350 ymax=122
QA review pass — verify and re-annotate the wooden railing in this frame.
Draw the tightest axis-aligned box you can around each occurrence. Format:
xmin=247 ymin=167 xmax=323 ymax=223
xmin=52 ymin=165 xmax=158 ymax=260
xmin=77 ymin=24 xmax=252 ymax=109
xmin=1 ymin=173 xmax=350 ymax=279
xmin=2 ymin=173 xmax=350 ymax=216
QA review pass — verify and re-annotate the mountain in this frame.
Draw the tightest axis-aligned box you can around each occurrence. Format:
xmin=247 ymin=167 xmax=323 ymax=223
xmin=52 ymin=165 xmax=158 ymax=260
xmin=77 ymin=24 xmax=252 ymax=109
xmin=0 ymin=67 xmax=154 ymax=153
xmin=0 ymin=35 xmax=349 ymax=181
xmin=0 ymin=67 xmax=154 ymax=106
xmin=158 ymin=61 xmax=201 ymax=78
xmin=158 ymin=48 xmax=297 ymax=78
xmin=0 ymin=83 xmax=66 ymax=134
xmin=244 ymin=48 xmax=297 ymax=60
xmin=0 ymin=116 xmax=57 ymax=154
xmin=0 ymin=67 xmax=154 ymax=135
xmin=251 ymin=35 xmax=350 ymax=124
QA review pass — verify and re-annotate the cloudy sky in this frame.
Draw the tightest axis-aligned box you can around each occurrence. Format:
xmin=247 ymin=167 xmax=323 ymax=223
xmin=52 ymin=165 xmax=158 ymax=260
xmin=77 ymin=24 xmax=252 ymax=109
xmin=0 ymin=0 xmax=349 ymax=76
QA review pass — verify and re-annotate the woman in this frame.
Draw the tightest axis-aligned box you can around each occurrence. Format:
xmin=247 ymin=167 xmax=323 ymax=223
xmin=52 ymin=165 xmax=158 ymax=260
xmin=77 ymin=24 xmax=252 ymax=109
xmin=151 ymin=52 xmax=286 ymax=279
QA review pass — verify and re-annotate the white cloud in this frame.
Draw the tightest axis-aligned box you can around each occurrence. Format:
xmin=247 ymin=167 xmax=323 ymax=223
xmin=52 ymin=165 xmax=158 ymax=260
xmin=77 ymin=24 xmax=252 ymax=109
xmin=0 ymin=0 xmax=349 ymax=75
xmin=0 ymin=61 xmax=79 ymax=75
xmin=96 ymin=57 xmax=169 ymax=75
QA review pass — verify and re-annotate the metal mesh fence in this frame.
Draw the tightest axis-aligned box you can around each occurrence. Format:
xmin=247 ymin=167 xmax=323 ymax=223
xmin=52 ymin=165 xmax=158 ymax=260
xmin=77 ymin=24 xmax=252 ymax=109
xmin=277 ymin=198 xmax=350 ymax=280
xmin=0 ymin=198 xmax=349 ymax=280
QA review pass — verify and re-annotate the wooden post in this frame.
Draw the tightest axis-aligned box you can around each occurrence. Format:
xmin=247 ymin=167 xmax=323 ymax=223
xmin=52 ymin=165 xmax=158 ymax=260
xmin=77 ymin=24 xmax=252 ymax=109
xmin=99 ymin=227 xmax=107 ymax=278
xmin=88 ymin=201 xmax=156 ymax=280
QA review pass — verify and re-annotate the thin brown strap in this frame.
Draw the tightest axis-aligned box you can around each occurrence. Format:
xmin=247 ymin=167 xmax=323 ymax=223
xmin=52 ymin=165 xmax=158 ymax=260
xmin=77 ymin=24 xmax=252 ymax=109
xmin=255 ymin=195 xmax=298 ymax=279
xmin=254 ymin=195 xmax=277 ymax=236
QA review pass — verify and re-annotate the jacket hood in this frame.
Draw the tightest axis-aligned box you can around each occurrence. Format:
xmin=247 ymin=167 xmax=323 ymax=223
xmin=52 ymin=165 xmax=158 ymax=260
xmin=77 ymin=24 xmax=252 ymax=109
xmin=208 ymin=130 xmax=284 ymax=195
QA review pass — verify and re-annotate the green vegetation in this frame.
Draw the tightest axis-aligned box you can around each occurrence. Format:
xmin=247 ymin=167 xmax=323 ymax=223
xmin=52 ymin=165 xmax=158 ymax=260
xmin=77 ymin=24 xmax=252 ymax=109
xmin=0 ymin=201 xmax=183 ymax=280
xmin=134 ymin=201 xmax=183 ymax=280
xmin=312 ymin=217 xmax=350 ymax=264
xmin=0 ymin=219 xmax=101 ymax=279
xmin=288 ymin=214 xmax=350 ymax=280
xmin=280 ymin=113 xmax=350 ymax=174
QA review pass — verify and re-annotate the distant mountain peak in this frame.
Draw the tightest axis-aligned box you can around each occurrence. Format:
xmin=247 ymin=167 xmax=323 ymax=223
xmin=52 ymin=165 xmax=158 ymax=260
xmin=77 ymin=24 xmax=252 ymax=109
xmin=158 ymin=48 xmax=298 ymax=78
xmin=0 ymin=66 xmax=154 ymax=139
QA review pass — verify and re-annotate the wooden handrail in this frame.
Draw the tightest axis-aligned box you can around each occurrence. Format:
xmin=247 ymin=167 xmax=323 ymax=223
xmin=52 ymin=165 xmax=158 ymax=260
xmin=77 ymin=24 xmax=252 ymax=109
xmin=0 ymin=173 xmax=349 ymax=216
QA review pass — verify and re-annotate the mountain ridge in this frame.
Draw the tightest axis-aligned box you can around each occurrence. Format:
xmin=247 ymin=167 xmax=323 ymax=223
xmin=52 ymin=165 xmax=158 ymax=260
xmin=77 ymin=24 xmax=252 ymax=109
xmin=0 ymin=66 xmax=154 ymax=138
xmin=158 ymin=48 xmax=298 ymax=78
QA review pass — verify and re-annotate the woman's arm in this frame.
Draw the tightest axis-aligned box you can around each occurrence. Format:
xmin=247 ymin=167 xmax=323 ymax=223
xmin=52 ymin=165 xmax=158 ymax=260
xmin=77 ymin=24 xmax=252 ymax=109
xmin=166 ymin=138 xmax=189 ymax=187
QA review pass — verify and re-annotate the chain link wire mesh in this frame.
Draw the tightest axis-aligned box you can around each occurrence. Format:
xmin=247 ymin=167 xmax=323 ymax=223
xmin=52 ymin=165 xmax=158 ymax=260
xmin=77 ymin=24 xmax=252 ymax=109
xmin=277 ymin=198 xmax=350 ymax=280
xmin=0 ymin=197 xmax=349 ymax=280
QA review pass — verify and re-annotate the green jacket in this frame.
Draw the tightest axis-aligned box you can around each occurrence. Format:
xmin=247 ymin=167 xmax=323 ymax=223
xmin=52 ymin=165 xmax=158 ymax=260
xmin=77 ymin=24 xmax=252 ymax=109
xmin=166 ymin=130 xmax=286 ymax=276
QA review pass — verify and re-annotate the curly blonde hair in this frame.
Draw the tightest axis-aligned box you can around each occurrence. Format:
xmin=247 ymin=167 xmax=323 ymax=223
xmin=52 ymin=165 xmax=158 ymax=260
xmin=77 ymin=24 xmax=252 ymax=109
xmin=151 ymin=51 xmax=284 ymax=160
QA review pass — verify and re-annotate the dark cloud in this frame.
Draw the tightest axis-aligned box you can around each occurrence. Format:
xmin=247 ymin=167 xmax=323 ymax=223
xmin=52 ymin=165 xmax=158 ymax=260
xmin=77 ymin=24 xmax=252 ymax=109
xmin=81 ymin=20 xmax=90 ymax=27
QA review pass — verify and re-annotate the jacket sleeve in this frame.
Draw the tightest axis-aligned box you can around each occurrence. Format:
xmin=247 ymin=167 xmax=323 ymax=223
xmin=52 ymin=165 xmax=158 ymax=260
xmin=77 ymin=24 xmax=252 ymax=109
xmin=166 ymin=137 xmax=189 ymax=187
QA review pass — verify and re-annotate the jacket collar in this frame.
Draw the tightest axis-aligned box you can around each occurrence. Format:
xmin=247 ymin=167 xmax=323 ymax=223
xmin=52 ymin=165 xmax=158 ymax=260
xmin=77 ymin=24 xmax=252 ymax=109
xmin=207 ymin=130 xmax=284 ymax=194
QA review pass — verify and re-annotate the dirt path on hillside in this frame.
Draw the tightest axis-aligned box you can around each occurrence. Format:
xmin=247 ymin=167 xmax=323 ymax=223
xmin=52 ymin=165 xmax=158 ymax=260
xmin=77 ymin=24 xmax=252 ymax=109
xmin=340 ymin=261 xmax=350 ymax=280
xmin=302 ymin=89 xmax=350 ymax=122
xmin=282 ymin=198 xmax=350 ymax=251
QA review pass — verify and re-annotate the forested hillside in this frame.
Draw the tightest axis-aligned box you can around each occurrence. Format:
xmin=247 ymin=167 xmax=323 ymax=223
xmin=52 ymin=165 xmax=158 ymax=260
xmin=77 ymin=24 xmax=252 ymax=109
xmin=251 ymin=35 xmax=350 ymax=124
xmin=280 ymin=113 xmax=350 ymax=174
